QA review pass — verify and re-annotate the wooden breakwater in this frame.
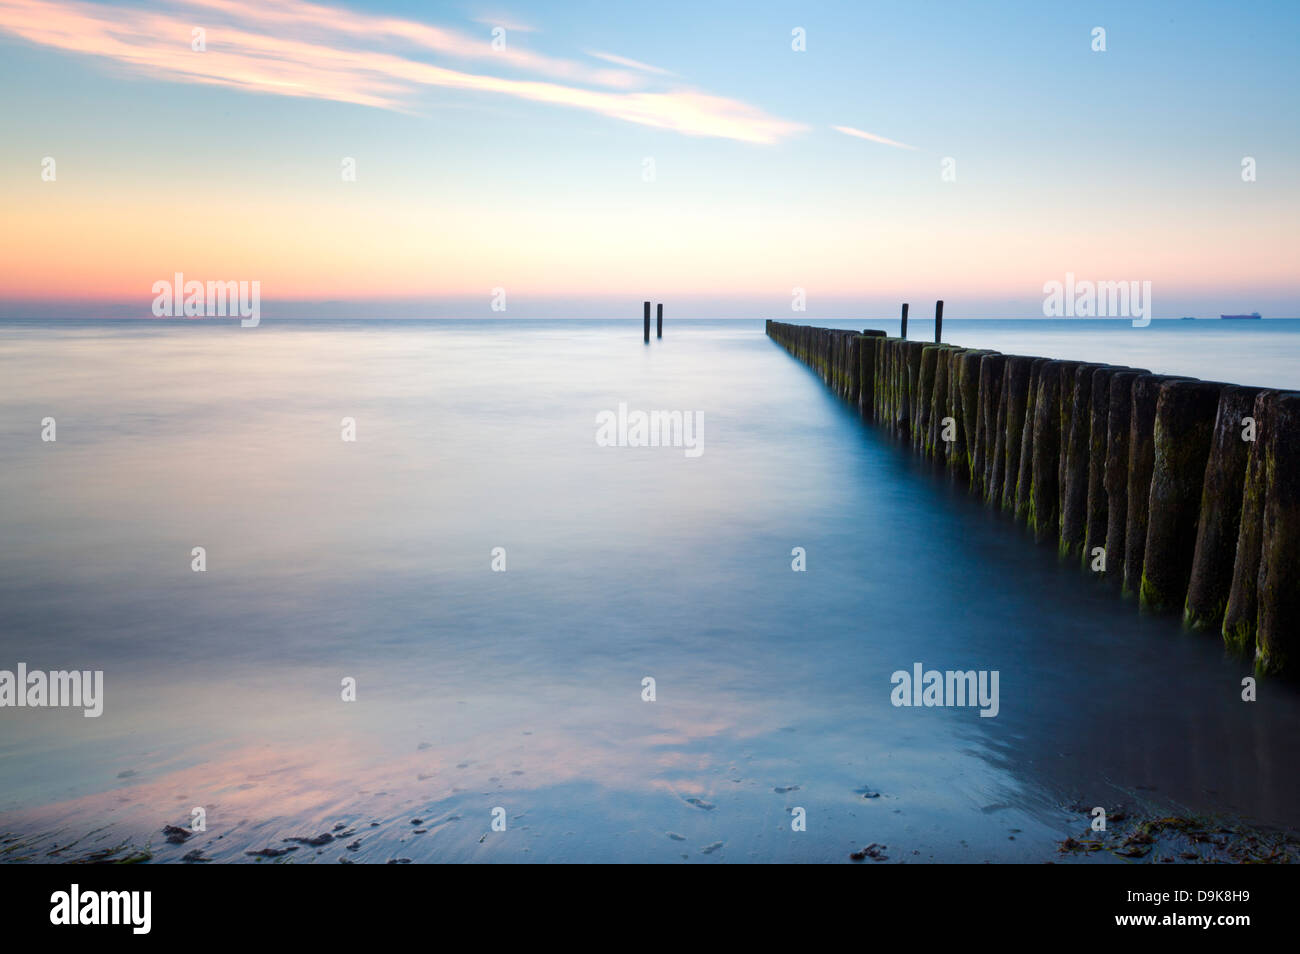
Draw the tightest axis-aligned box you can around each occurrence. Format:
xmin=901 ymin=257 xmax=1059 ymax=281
xmin=766 ymin=319 xmax=1300 ymax=676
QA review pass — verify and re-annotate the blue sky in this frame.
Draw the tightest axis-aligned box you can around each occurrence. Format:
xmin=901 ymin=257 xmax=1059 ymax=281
xmin=1 ymin=0 xmax=1297 ymax=317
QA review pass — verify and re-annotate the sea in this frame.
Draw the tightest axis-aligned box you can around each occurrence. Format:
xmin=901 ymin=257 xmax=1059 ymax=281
xmin=1 ymin=317 xmax=1297 ymax=863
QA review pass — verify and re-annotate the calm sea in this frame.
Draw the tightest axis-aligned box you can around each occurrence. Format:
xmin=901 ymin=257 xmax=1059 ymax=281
xmin=1 ymin=318 xmax=1297 ymax=862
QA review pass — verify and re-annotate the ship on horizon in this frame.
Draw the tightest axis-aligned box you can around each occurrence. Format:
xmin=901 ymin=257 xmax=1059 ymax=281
xmin=1221 ymin=312 xmax=1262 ymax=319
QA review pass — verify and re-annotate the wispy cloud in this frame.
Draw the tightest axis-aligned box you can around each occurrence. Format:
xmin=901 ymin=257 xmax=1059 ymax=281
xmin=0 ymin=0 xmax=804 ymax=144
xmin=586 ymin=50 xmax=677 ymax=77
xmin=833 ymin=125 xmax=918 ymax=150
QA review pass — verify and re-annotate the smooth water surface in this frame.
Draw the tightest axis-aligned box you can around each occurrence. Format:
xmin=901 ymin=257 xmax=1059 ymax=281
xmin=1 ymin=318 xmax=1297 ymax=863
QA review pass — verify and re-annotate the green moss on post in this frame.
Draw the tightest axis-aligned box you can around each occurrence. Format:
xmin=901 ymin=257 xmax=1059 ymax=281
xmin=1256 ymin=392 xmax=1300 ymax=675
xmin=1139 ymin=380 xmax=1224 ymax=613
xmin=1184 ymin=385 xmax=1264 ymax=630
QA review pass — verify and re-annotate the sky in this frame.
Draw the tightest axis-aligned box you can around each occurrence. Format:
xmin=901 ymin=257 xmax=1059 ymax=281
xmin=0 ymin=0 xmax=1297 ymax=318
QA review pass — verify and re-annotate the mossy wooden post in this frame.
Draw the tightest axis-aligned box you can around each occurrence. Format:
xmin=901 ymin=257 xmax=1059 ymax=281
xmin=1084 ymin=367 xmax=1121 ymax=570
xmin=920 ymin=348 xmax=941 ymax=452
xmin=905 ymin=341 xmax=926 ymax=443
xmin=1185 ymin=385 xmax=1264 ymax=629
xmin=1139 ymin=380 xmax=1224 ymax=613
xmin=876 ymin=338 xmax=888 ymax=424
xmin=974 ymin=354 xmax=1007 ymax=498
xmin=832 ymin=332 xmax=843 ymax=394
xmin=878 ymin=337 xmax=889 ymax=428
xmin=946 ymin=348 xmax=970 ymax=475
xmin=1103 ymin=371 xmax=1142 ymax=582
xmin=957 ymin=351 xmax=989 ymax=481
xmin=1122 ymin=374 xmax=1186 ymax=597
xmin=900 ymin=302 xmax=909 ymax=339
xmin=896 ymin=339 xmax=910 ymax=434
xmin=927 ymin=347 xmax=953 ymax=459
xmin=1222 ymin=391 xmax=1276 ymax=654
xmin=847 ymin=332 xmax=857 ymax=400
xmin=879 ymin=338 xmax=891 ymax=427
xmin=854 ymin=333 xmax=867 ymax=412
xmin=1256 ymin=392 xmax=1300 ymax=674
xmin=1061 ymin=363 xmax=1103 ymax=559
xmin=643 ymin=301 xmax=650 ymax=343
xmin=890 ymin=339 xmax=906 ymax=433
xmin=895 ymin=339 xmax=910 ymax=435
xmin=893 ymin=339 xmax=908 ymax=435
xmin=1000 ymin=356 xmax=1034 ymax=513
xmin=988 ymin=357 xmax=1014 ymax=505
xmin=934 ymin=300 xmax=943 ymax=343
xmin=1014 ymin=358 xmax=1048 ymax=522
xmin=1028 ymin=360 xmax=1063 ymax=542
xmin=1054 ymin=361 xmax=1082 ymax=541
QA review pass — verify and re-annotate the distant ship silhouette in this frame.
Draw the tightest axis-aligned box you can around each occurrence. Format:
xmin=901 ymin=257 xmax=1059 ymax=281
xmin=1221 ymin=312 xmax=1262 ymax=319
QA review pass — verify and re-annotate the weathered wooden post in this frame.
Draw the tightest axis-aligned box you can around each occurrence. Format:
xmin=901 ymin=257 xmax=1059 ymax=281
xmin=999 ymin=356 xmax=1034 ymax=513
xmin=1185 ymin=385 xmax=1264 ymax=629
xmin=1139 ymin=379 xmax=1224 ymax=613
xmin=974 ymin=353 xmax=1007 ymax=498
xmin=900 ymin=302 xmax=909 ymax=339
xmin=1014 ymin=358 xmax=1048 ymax=522
xmin=1122 ymin=374 xmax=1189 ymax=597
xmin=656 ymin=303 xmax=662 ymax=338
xmin=643 ymin=301 xmax=650 ymax=342
xmin=1028 ymin=360 xmax=1063 ymax=542
xmin=1257 ymin=392 xmax=1300 ymax=673
xmin=1061 ymin=363 xmax=1104 ymax=558
xmin=926 ymin=346 xmax=953 ymax=458
xmin=1223 ymin=390 xmax=1276 ymax=654
xmin=934 ymin=300 xmax=943 ymax=343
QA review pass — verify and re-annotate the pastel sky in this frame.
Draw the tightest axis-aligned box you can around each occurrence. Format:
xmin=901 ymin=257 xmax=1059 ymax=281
xmin=1 ymin=0 xmax=1297 ymax=318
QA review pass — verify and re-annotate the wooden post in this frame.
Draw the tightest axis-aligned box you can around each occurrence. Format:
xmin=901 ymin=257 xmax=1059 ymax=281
xmin=1186 ymin=384 xmax=1265 ymax=629
xmin=656 ymin=303 xmax=663 ymax=339
xmin=643 ymin=301 xmax=650 ymax=342
xmin=900 ymin=302 xmax=909 ymax=339
xmin=1140 ymin=379 xmax=1225 ymax=613
xmin=934 ymin=300 xmax=943 ymax=343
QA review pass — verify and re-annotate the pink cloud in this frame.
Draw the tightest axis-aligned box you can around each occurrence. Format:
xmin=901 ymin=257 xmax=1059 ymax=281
xmin=0 ymin=0 xmax=805 ymax=144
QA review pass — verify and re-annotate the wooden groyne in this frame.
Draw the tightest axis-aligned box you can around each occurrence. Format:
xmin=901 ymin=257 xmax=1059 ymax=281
xmin=766 ymin=320 xmax=1299 ymax=676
